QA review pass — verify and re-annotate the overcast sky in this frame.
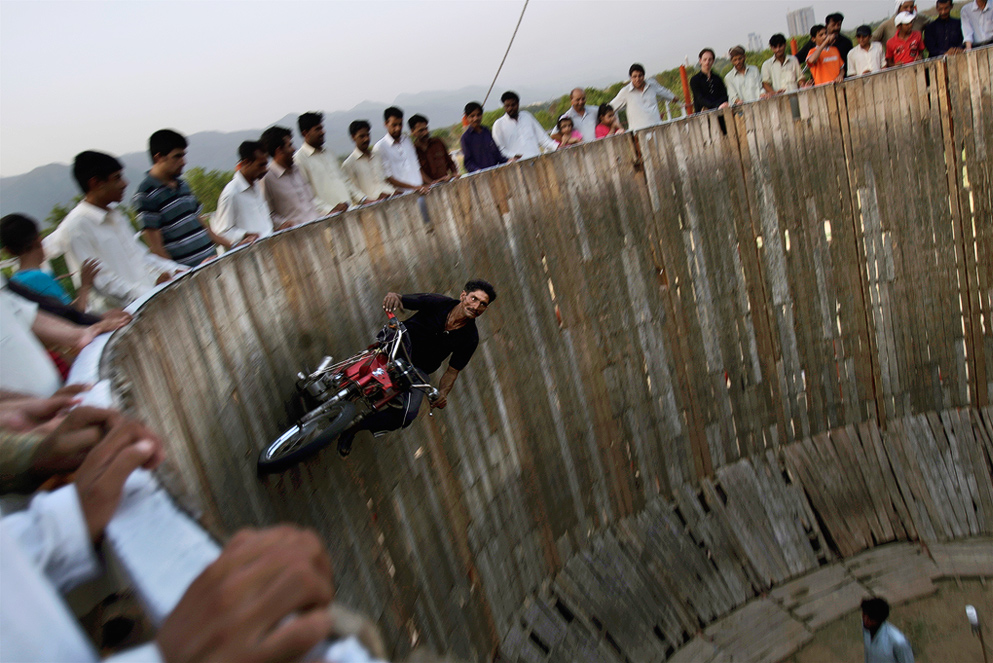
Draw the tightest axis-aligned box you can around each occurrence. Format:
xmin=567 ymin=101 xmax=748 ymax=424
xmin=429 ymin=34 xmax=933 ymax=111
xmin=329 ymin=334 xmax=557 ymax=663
xmin=0 ymin=0 xmax=895 ymax=177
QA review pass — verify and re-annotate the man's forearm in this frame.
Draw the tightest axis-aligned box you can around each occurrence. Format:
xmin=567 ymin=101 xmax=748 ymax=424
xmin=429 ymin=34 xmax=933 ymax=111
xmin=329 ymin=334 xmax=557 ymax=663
xmin=438 ymin=366 xmax=460 ymax=398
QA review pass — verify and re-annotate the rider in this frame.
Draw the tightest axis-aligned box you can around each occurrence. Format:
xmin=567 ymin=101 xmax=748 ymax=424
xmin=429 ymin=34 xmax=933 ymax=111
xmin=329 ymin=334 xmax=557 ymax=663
xmin=336 ymin=278 xmax=497 ymax=457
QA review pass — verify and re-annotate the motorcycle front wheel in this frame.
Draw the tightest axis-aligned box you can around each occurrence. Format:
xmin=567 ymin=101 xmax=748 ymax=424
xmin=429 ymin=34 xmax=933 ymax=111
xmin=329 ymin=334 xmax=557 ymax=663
xmin=257 ymin=399 xmax=358 ymax=474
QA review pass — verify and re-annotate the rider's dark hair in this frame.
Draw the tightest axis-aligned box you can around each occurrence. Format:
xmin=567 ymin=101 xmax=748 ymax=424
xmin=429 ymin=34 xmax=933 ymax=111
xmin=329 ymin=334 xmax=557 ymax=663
xmin=464 ymin=279 xmax=496 ymax=303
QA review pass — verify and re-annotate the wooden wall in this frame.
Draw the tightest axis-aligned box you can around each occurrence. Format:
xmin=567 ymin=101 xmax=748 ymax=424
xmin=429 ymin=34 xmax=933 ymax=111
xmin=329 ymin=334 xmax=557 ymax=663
xmin=101 ymin=50 xmax=992 ymax=660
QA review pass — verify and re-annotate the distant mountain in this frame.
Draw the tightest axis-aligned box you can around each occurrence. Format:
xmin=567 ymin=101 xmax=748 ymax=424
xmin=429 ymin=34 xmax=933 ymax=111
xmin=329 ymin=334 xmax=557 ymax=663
xmin=0 ymin=84 xmax=563 ymax=222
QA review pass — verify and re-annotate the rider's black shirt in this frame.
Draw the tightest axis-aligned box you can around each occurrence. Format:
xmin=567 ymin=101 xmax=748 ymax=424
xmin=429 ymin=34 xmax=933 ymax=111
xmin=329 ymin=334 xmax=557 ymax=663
xmin=400 ymin=294 xmax=479 ymax=375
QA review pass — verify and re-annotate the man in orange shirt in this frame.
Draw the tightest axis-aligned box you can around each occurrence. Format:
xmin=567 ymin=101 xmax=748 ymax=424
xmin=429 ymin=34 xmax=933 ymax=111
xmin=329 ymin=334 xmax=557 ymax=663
xmin=806 ymin=24 xmax=845 ymax=85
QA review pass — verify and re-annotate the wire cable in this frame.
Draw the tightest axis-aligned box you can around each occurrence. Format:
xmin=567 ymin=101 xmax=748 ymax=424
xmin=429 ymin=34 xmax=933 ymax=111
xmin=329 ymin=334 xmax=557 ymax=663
xmin=482 ymin=0 xmax=530 ymax=108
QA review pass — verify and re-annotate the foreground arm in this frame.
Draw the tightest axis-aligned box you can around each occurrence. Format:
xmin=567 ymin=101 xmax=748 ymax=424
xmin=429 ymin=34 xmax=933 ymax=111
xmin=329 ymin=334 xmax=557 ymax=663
xmin=434 ymin=366 xmax=460 ymax=409
xmin=32 ymin=309 xmax=128 ymax=353
xmin=157 ymin=526 xmax=335 ymax=663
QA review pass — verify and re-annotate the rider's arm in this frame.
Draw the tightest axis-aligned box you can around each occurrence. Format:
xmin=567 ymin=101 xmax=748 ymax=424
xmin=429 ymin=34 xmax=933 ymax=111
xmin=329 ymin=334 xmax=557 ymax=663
xmin=434 ymin=366 xmax=460 ymax=409
xmin=383 ymin=292 xmax=452 ymax=313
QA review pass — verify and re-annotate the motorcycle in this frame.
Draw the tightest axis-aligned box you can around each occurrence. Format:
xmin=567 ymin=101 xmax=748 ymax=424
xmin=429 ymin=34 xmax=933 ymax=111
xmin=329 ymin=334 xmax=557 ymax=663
xmin=257 ymin=310 xmax=438 ymax=474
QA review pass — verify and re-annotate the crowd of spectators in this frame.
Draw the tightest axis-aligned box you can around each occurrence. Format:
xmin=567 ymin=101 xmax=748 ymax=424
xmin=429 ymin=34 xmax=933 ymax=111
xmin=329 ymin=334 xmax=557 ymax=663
xmin=0 ymin=0 xmax=989 ymax=659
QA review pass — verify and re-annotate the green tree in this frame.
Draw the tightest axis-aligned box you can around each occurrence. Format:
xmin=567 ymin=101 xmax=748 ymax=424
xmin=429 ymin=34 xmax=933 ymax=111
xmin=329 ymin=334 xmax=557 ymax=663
xmin=185 ymin=167 xmax=233 ymax=214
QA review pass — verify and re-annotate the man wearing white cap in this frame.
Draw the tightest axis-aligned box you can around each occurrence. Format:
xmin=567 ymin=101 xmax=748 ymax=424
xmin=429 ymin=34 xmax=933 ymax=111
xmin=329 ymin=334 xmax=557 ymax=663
xmin=886 ymin=12 xmax=926 ymax=66
xmin=874 ymin=1 xmax=931 ymax=44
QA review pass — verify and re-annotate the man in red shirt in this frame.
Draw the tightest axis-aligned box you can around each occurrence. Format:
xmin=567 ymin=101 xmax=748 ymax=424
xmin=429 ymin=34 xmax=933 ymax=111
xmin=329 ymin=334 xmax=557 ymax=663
xmin=886 ymin=12 xmax=926 ymax=65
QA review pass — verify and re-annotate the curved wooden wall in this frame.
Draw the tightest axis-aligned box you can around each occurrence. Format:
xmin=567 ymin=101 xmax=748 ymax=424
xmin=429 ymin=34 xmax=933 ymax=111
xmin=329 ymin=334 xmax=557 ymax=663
xmin=101 ymin=51 xmax=992 ymax=660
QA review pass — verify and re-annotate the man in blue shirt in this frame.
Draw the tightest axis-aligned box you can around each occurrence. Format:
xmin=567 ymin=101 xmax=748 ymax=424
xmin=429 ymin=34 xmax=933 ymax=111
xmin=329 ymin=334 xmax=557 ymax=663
xmin=459 ymin=102 xmax=507 ymax=173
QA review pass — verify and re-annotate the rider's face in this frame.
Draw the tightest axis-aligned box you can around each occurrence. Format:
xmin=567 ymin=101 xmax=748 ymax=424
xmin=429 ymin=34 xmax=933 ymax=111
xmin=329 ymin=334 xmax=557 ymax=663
xmin=460 ymin=290 xmax=490 ymax=318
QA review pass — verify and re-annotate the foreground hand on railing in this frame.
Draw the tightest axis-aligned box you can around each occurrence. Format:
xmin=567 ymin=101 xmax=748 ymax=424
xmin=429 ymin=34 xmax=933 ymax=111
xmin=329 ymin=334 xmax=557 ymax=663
xmin=156 ymin=526 xmax=336 ymax=663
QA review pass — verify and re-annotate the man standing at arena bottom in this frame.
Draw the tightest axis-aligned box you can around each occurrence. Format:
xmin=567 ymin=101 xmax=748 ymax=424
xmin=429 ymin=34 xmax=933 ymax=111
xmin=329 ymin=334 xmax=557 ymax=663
xmin=336 ymin=279 xmax=497 ymax=457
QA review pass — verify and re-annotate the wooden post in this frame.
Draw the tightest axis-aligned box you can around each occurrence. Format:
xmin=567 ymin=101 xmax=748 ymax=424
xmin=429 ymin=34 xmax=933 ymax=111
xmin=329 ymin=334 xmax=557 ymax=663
xmin=680 ymin=64 xmax=693 ymax=115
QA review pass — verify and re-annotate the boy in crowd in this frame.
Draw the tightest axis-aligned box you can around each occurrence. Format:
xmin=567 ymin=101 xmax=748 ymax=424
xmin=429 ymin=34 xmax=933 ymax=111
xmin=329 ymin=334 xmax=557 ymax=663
xmin=57 ymin=151 xmax=186 ymax=310
xmin=806 ymin=24 xmax=845 ymax=85
xmin=213 ymin=141 xmax=277 ymax=247
xmin=690 ymin=49 xmax=730 ymax=112
xmin=342 ymin=120 xmax=395 ymax=202
xmin=849 ymin=25 xmax=887 ymax=75
xmin=761 ymin=34 xmax=803 ymax=96
xmin=923 ymin=0 xmax=964 ymax=56
xmin=133 ymin=129 xmax=230 ymax=267
xmin=887 ymin=12 xmax=926 ymax=66
xmin=409 ymin=114 xmax=459 ymax=185
xmin=1 ymin=214 xmax=98 ymax=312
xmin=460 ymin=102 xmax=507 ymax=173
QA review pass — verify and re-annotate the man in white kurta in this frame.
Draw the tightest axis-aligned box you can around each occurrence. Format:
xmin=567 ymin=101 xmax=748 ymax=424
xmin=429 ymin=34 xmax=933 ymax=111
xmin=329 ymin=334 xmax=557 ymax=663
xmin=373 ymin=107 xmax=427 ymax=193
xmin=492 ymin=91 xmax=559 ymax=160
xmin=295 ymin=112 xmax=366 ymax=213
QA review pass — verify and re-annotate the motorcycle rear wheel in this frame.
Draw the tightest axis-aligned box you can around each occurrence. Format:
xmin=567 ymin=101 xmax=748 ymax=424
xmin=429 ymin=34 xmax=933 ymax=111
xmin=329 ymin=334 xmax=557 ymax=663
xmin=257 ymin=399 xmax=357 ymax=474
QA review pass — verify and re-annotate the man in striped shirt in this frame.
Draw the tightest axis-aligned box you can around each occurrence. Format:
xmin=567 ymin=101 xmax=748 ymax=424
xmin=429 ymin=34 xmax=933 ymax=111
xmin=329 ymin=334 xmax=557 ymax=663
xmin=133 ymin=130 xmax=231 ymax=267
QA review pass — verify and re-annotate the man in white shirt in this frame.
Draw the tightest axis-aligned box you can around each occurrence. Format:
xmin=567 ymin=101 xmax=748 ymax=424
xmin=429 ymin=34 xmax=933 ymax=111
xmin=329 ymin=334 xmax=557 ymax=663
xmin=725 ymin=45 xmax=763 ymax=105
xmin=213 ymin=141 xmax=278 ymax=248
xmin=295 ymin=112 xmax=366 ymax=214
xmin=761 ymin=34 xmax=803 ymax=96
xmin=342 ymin=120 xmax=396 ymax=202
xmin=608 ymin=64 xmax=678 ymax=132
xmin=862 ymin=597 xmax=915 ymax=663
xmin=492 ymin=91 xmax=559 ymax=160
xmin=962 ymin=0 xmax=993 ymax=48
xmin=58 ymin=151 xmax=185 ymax=310
xmin=259 ymin=126 xmax=320 ymax=228
xmin=372 ymin=107 xmax=429 ymax=195
xmin=849 ymin=25 xmax=886 ymax=75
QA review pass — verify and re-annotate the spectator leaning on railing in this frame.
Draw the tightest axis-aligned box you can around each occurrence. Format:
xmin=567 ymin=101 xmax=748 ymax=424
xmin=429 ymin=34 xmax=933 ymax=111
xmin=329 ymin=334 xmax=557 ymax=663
xmin=259 ymin=125 xmax=320 ymax=228
xmin=725 ymin=45 xmax=763 ymax=104
xmin=961 ymin=0 xmax=993 ymax=48
xmin=608 ymin=63 xmax=679 ymax=130
xmin=690 ymin=49 xmax=730 ymax=112
xmin=762 ymin=34 xmax=803 ymax=96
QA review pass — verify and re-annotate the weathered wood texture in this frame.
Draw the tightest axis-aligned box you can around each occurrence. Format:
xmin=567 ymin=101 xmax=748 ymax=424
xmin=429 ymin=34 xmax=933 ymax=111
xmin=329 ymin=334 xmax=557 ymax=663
xmin=101 ymin=53 xmax=992 ymax=660
xmin=508 ymin=415 xmax=992 ymax=661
